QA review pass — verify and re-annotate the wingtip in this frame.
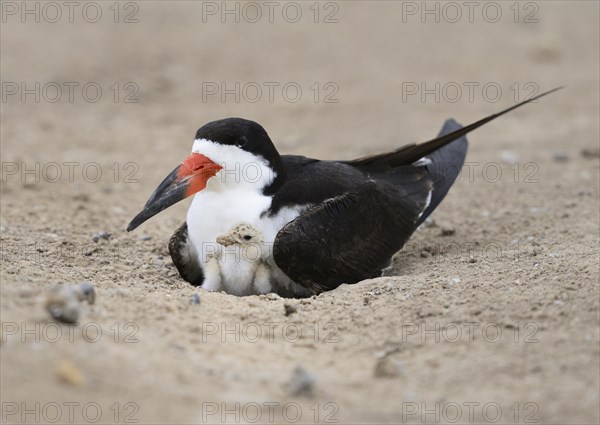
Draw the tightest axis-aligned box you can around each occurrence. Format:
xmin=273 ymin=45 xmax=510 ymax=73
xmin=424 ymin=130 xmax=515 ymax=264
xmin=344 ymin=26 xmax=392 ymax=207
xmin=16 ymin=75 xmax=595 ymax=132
xmin=533 ymin=86 xmax=564 ymax=101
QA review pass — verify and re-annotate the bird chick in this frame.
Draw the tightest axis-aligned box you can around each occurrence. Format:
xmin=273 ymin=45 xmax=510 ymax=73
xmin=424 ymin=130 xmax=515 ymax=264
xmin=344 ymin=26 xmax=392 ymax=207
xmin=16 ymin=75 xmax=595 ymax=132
xmin=203 ymin=223 xmax=272 ymax=295
xmin=216 ymin=222 xmax=263 ymax=248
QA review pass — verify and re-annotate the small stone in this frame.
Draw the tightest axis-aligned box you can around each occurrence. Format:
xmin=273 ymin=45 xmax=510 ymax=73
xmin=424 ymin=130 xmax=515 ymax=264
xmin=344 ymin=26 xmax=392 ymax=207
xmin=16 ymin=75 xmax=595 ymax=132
xmin=138 ymin=235 xmax=152 ymax=241
xmin=284 ymin=304 xmax=297 ymax=316
xmin=500 ymin=150 xmax=520 ymax=164
xmin=532 ymin=46 xmax=561 ymax=63
xmin=529 ymin=207 xmax=545 ymax=214
xmin=45 ymin=286 xmax=80 ymax=324
xmin=374 ymin=357 xmax=403 ymax=378
xmin=553 ymin=151 xmax=569 ymax=162
xmin=92 ymin=231 xmax=111 ymax=243
xmin=469 ymin=256 xmax=477 ymax=263
xmin=287 ymin=366 xmax=316 ymax=397
xmin=581 ymin=148 xmax=600 ymax=159
xmin=190 ymin=293 xmax=201 ymax=305
xmin=439 ymin=225 xmax=455 ymax=237
xmin=75 ymin=282 xmax=95 ymax=305
xmin=56 ymin=360 xmax=85 ymax=386
xmin=73 ymin=193 xmax=90 ymax=202
xmin=450 ymin=277 xmax=462 ymax=285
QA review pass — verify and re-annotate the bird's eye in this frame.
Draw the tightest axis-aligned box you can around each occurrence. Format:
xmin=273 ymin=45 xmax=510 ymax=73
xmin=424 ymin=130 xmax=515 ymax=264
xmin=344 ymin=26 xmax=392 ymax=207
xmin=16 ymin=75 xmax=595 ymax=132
xmin=243 ymin=235 xmax=252 ymax=240
xmin=237 ymin=136 xmax=247 ymax=147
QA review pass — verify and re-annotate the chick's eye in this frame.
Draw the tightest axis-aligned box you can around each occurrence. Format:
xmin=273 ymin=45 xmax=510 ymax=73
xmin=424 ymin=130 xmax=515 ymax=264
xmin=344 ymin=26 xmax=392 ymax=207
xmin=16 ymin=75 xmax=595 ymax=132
xmin=243 ymin=235 xmax=252 ymax=241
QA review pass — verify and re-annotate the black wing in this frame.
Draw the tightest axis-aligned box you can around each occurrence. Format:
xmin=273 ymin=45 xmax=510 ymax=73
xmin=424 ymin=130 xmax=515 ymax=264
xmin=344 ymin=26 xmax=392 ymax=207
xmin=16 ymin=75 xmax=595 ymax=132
xmin=348 ymin=118 xmax=469 ymax=227
xmin=273 ymin=178 xmax=431 ymax=293
xmin=168 ymin=222 xmax=204 ymax=286
xmin=415 ymin=118 xmax=468 ymax=226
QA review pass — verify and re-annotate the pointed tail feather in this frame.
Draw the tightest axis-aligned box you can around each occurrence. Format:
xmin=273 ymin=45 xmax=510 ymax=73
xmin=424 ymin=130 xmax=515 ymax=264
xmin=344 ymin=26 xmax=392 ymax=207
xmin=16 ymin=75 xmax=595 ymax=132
xmin=346 ymin=87 xmax=562 ymax=169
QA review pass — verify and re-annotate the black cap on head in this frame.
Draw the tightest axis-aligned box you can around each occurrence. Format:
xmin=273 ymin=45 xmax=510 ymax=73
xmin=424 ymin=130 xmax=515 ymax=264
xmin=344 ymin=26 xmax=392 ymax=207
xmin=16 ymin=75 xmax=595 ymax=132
xmin=194 ymin=118 xmax=285 ymax=194
xmin=195 ymin=119 xmax=274 ymax=157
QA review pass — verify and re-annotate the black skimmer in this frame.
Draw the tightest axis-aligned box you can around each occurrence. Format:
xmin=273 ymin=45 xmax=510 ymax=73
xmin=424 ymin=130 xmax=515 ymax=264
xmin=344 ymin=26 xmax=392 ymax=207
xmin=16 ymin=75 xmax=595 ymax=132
xmin=127 ymin=87 xmax=560 ymax=297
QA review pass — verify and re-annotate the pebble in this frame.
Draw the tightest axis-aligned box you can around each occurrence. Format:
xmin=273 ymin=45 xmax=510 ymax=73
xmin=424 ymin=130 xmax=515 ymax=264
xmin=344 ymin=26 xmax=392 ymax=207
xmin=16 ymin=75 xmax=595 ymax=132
xmin=439 ymin=224 xmax=455 ymax=237
xmin=284 ymin=304 xmax=297 ymax=316
xmin=75 ymin=282 xmax=96 ymax=305
xmin=190 ymin=293 xmax=201 ymax=305
xmin=287 ymin=366 xmax=316 ymax=397
xmin=532 ymin=46 xmax=561 ymax=63
xmin=45 ymin=282 xmax=96 ymax=323
xmin=500 ymin=150 xmax=520 ymax=164
xmin=92 ymin=231 xmax=111 ymax=243
xmin=374 ymin=357 xmax=403 ymax=378
xmin=529 ymin=207 xmax=545 ymax=214
xmin=450 ymin=277 xmax=462 ymax=285
xmin=581 ymin=148 xmax=600 ymax=159
xmin=56 ymin=360 xmax=85 ymax=386
xmin=138 ymin=235 xmax=152 ymax=241
xmin=553 ymin=151 xmax=569 ymax=162
xmin=45 ymin=286 xmax=80 ymax=324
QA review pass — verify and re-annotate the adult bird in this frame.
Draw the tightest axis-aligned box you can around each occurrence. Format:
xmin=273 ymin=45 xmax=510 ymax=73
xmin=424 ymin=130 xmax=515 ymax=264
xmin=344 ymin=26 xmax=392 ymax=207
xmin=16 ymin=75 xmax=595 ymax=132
xmin=127 ymin=88 xmax=560 ymax=297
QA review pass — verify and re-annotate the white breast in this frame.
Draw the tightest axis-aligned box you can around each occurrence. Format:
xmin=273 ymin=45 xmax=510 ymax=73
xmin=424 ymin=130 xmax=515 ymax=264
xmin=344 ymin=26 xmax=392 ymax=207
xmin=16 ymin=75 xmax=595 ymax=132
xmin=187 ymin=187 xmax=267 ymax=293
xmin=187 ymin=187 xmax=271 ymax=259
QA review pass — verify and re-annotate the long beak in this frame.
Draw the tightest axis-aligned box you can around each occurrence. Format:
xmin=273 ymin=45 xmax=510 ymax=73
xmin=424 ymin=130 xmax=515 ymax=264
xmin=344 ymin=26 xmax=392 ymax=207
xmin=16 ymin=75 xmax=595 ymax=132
xmin=127 ymin=153 xmax=223 ymax=231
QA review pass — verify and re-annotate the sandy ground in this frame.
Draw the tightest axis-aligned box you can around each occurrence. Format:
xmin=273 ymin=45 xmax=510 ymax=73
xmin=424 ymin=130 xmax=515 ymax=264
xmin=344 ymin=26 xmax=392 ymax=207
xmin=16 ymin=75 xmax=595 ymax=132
xmin=1 ymin=1 xmax=599 ymax=424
